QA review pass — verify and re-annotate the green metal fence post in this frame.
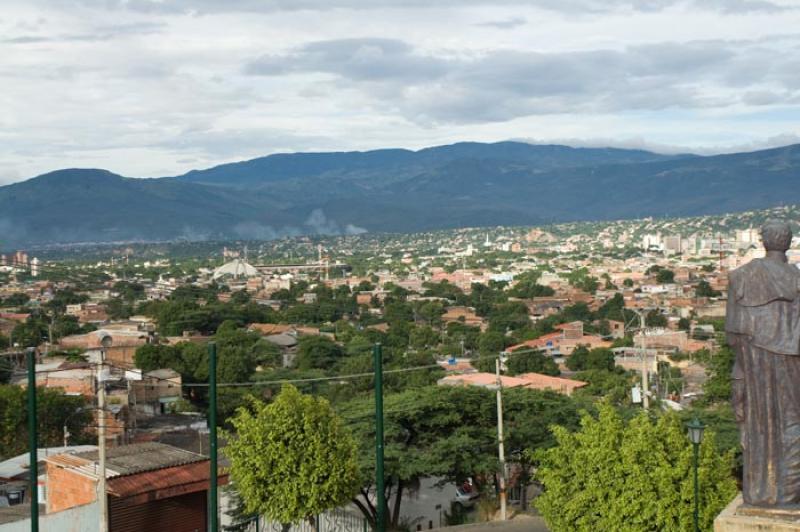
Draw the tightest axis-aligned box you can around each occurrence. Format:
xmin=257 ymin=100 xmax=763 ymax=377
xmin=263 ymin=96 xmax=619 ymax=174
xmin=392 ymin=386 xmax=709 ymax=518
xmin=209 ymin=342 xmax=218 ymax=532
xmin=373 ymin=343 xmax=385 ymax=532
xmin=693 ymin=442 xmax=699 ymax=532
xmin=27 ymin=348 xmax=39 ymax=532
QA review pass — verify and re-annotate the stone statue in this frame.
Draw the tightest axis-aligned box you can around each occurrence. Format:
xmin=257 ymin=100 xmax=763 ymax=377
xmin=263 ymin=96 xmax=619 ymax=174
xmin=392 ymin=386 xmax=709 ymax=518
xmin=726 ymin=220 xmax=800 ymax=509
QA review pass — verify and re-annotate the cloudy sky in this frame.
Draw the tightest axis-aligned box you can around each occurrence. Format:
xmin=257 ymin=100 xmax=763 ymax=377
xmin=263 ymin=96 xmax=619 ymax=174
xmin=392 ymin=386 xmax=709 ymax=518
xmin=2 ymin=0 xmax=800 ymax=183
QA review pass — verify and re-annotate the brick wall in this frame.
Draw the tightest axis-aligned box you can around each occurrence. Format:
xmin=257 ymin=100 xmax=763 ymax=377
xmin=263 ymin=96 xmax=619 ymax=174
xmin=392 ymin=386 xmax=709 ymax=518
xmin=46 ymin=465 xmax=97 ymax=513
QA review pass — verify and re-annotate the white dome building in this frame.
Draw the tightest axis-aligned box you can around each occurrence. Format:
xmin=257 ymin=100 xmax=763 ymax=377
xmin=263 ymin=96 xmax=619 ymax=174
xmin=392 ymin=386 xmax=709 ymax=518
xmin=212 ymin=258 xmax=259 ymax=280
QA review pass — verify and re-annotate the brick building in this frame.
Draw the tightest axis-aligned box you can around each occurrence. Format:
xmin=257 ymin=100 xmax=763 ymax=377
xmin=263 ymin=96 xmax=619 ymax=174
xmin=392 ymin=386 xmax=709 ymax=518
xmin=45 ymin=442 xmax=227 ymax=532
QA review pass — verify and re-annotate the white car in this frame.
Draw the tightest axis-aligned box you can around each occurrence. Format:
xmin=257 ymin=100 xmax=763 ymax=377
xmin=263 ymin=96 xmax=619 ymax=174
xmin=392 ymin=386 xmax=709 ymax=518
xmin=453 ymin=486 xmax=480 ymax=508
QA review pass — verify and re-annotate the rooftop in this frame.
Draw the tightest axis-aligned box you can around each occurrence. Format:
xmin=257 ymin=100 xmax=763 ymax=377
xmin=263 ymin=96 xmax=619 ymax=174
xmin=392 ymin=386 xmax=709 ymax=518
xmin=46 ymin=442 xmax=206 ymax=479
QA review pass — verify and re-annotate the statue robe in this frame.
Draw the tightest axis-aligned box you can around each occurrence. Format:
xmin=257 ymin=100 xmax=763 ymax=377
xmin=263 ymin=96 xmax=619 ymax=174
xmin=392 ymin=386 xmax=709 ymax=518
xmin=726 ymin=257 xmax=800 ymax=507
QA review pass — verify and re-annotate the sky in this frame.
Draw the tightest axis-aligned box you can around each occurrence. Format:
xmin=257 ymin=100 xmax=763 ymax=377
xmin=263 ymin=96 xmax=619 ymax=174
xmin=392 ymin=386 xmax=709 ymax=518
xmin=2 ymin=0 xmax=800 ymax=184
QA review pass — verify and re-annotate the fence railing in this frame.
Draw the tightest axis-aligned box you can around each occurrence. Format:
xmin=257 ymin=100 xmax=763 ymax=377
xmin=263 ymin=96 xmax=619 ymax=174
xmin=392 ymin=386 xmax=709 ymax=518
xmin=225 ymin=508 xmax=369 ymax=532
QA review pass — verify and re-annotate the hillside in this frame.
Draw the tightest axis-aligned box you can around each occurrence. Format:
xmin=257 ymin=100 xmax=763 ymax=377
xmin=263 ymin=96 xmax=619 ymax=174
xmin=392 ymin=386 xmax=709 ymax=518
xmin=2 ymin=142 xmax=799 ymax=246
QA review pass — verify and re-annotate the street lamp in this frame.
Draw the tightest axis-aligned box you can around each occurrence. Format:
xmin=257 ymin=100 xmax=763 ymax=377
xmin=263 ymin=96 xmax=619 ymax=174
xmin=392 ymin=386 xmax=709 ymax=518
xmin=687 ymin=417 xmax=705 ymax=532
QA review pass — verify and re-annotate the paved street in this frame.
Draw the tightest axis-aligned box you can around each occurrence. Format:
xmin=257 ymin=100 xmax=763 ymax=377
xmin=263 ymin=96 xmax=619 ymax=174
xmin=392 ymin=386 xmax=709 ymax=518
xmin=444 ymin=514 xmax=550 ymax=532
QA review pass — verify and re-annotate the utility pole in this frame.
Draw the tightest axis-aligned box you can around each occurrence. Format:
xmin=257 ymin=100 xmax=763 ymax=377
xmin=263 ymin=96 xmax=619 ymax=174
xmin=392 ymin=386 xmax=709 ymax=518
xmin=209 ymin=342 xmax=218 ymax=532
xmin=495 ymin=358 xmax=507 ymax=520
xmin=97 ymin=336 xmax=112 ymax=532
xmin=638 ymin=312 xmax=650 ymax=410
xmin=374 ymin=343 xmax=386 ymax=532
xmin=27 ymin=348 xmax=39 ymax=532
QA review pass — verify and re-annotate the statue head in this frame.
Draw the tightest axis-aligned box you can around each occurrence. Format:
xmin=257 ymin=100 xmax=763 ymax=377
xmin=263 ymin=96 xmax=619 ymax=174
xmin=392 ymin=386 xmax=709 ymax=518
xmin=761 ymin=220 xmax=793 ymax=252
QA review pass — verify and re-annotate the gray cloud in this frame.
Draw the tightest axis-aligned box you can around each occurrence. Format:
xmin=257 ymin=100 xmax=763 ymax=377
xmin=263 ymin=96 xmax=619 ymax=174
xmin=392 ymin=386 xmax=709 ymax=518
xmin=475 ymin=16 xmax=527 ymax=29
xmin=33 ymin=0 xmax=793 ymax=14
xmin=244 ymin=37 xmax=800 ymax=124
xmin=2 ymin=21 xmax=164 ymax=44
xmin=246 ymin=38 xmax=447 ymax=82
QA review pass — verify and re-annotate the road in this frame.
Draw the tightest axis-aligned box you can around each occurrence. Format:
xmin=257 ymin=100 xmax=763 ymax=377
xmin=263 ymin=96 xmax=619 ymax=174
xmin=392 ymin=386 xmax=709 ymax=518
xmin=444 ymin=514 xmax=550 ymax=532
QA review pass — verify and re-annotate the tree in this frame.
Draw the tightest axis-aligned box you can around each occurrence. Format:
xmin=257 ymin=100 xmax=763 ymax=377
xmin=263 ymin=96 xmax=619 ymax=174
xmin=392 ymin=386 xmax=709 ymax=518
xmin=12 ymin=319 xmax=46 ymax=347
xmin=623 ymin=278 xmax=634 ymax=288
xmin=582 ymin=347 xmax=616 ymax=372
xmin=503 ymin=388 xmax=582 ymax=509
xmin=3 ymin=293 xmax=30 ymax=307
xmin=0 ymin=385 xmax=92 ymax=460
xmin=224 ymin=386 xmax=360 ymax=525
xmin=565 ymin=345 xmax=590 ymax=371
xmin=342 ymin=385 xmax=494 ymax=528
xmin=596 ymin=293 xmax=633 ymax=324
xmin=0 ymin=358 xmax=12 ymax=384
xmin=534 ymin=403 xmax=737 ymax=532
xmin=478 ymin=331 xmax=506 ymax=356
xmin=46 ymin=289 xmax=89 ymax=313
xmin=566 ymin=345 xmax=615 ymax=371
xmin=566 ymin=268 xmax=599 ymax=294
xmin=416 ymin=301 xmax=445 ymax=327
xmin=646 ymin=309 xmax=668 ymax=328
xmin=113 ymin=281 xmax=145 ymax=301
xmin=340 ymin=385 xmax=582 ymax=526
xmin=295 ymin=336 xmax=344 ymax=371
xmin=508 ymin=271 xmax=555 ymax=299
xmin=134 ymin=343 xmax=181 ymax=373
xmin=506 ymin=350 xmax=560 ymax=376
xmin=573 ymin=369 xmax=635 ymax=405
xmin=473 ymin=355 xmax=497 ymax=373
xmin=678 ymin=317 xmax=691 ymax=331
xmin=701 ymin=344 xmax=735 ymax=405
xmin=696 ymin=280 xmax=721 ymax=298
xmin=656 ymin=269 xmax=675 ymax=284
xmin=488 ymin=301 xmax=530 ymax=332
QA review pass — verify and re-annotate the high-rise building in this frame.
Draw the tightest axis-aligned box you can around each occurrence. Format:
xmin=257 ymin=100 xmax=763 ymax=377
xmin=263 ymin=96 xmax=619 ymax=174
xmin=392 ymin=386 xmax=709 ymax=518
xmin=663 ymin=235 xmax=682 ymax=255
xmin=642 ymin=233 xmax=662 ymax=251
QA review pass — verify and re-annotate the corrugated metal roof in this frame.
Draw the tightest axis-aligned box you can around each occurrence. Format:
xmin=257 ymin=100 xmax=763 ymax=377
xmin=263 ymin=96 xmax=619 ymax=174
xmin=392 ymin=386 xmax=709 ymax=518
xmin=48 ymin=443 xmax=207 ymax=479
xmin=106 ymin=460 xmax=224 ymax=498
xmin=1 ymin=446 xmax=97 ymax=479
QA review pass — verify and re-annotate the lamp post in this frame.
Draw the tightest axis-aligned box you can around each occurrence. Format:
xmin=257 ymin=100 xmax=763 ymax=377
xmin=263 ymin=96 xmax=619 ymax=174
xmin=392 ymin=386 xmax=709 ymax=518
xmin=687 ymin=418 xmax=705 ymax=532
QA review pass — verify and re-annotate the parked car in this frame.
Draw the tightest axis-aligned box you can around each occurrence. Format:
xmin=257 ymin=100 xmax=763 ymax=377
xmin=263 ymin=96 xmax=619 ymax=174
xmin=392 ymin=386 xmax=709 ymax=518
xmin=453 ymin=485 xmax=480 ymax=508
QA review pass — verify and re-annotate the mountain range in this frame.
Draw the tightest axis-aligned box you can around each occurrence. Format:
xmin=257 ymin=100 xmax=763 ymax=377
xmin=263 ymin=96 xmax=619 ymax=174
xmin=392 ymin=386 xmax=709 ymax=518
xmin=2 ymin=141 xmax=799 ymax=247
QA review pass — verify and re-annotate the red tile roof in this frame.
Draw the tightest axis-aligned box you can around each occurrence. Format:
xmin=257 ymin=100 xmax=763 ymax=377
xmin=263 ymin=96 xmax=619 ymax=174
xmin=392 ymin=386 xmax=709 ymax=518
xmin=507 ymin=332 xmax=561 ymax=352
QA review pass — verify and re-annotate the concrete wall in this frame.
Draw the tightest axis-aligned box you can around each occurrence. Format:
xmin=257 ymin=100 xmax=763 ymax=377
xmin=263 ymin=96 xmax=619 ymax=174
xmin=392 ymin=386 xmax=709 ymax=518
xmin=0 ymin=501 xmax=98 ymax=532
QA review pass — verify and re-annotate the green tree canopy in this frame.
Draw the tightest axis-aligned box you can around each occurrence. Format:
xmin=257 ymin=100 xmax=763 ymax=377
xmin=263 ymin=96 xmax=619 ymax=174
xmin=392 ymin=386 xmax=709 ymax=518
xmin=339 ymin=384 xmax=580 ymax=527
xmin=696 ymin=280 xmax=721 ymax=298
xmin=534 ymin=403 xmax=737 ymax=532
xmin=701 ymin=344 xmax=734 ymax=405
xmin=566 ymin=347 xmax=615 ymax=372
xmin=506 ymin=350 xmax=560 ymax=376
xmin=656 ymin=269 xmax=675 ymax=284
xmin=508 ymin=271 xmax=555 ymax=299
xmin=0 ymin=385 xmax=92 ymax=460
xmin=295 ymin=336 xmax=344 ymax=371
xmin=478 ymin=330 xmax=507 ymax=356
xmin=224 ymin=385 xmax=360 ymax=524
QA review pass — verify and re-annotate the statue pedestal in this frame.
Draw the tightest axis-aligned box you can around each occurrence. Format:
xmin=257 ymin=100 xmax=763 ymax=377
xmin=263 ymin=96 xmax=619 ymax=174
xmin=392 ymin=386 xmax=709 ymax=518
xmin=716 ymin=495 xmax=800 ymax=531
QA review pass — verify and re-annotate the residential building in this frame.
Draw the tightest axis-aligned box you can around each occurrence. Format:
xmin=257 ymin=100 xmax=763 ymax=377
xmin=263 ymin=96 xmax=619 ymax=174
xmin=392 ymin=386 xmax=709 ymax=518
xmin=44 ymin=442 xmax=227 ymax=532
